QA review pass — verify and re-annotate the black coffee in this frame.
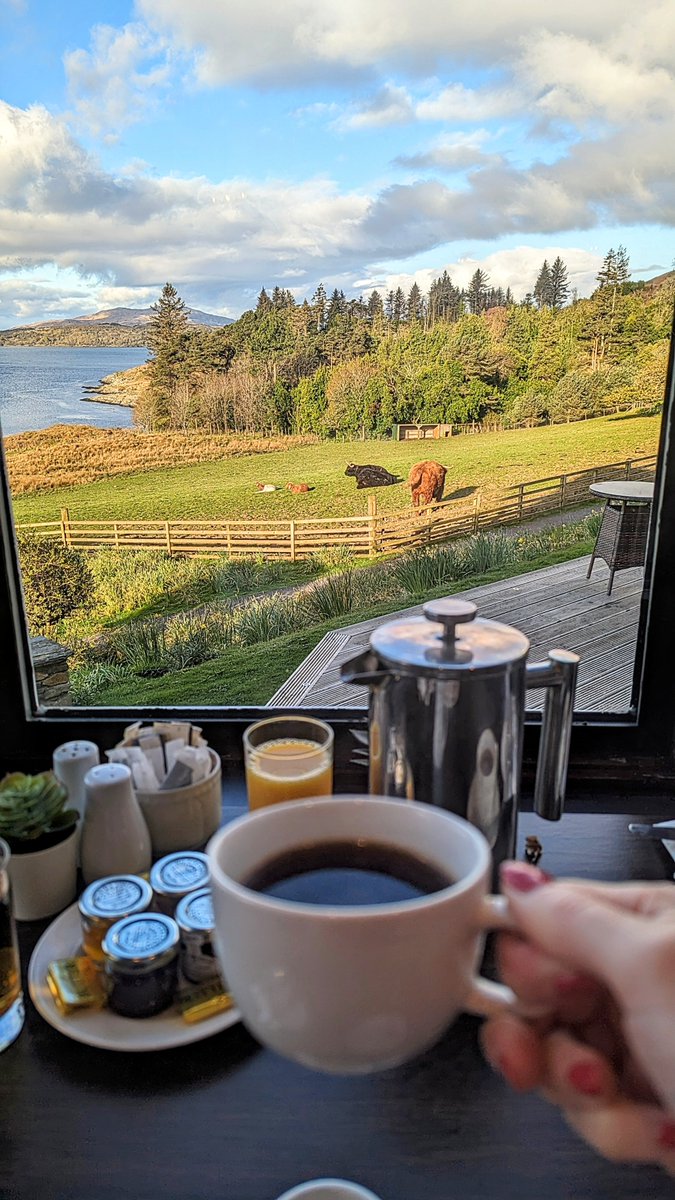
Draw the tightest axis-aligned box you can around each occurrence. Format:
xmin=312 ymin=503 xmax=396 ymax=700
xmin=242 ymin=839 xmax=453 ymax=906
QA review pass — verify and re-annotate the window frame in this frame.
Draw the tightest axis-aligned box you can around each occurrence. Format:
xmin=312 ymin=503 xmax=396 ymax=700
xmin=1 ymin=313 xmax=674 ymax=786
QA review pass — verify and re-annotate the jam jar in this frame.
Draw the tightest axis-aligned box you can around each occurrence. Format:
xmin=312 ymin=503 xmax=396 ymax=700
xmin=78 ymin=875 xmax=153 ymax=964
xmin=150 ymin=851 xmax=210 ymax=915
xmin=175 ymin=888 xmax=223 ymax=985
xmin=102 ymin=913 xmax=180 ymax=1017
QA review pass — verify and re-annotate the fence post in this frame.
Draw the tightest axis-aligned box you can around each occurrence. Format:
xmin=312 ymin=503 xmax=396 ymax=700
xmin=560 ymin=474 xmax=567 ymax=510
xmin=625 ymin=459 xmax=632 ymax=479
xmin=517 ymin=484 xmax=524 ymax=522
xmin=226 ymin=524 xmax=232 ymax=557
xmin=368 ymin=495 xmax=378 ymax=556
xmin=60 ymin=508 xmax=71 ymax=548
xmin=290 ymin=520 xmax=296 ymax=563
xmin=165 ymin=521 xmax=172 ymax=555
xmin=114 ymin=523 xmax=120 ymax=549
xmin=473 ymin=493 xmax=481 ymax=533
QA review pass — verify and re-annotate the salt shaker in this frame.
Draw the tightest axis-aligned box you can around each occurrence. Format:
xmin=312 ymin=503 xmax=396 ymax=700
xmin=52 ymin=740 xmax=100 ymax=819
xmin=81 ymin=763 xmax=152 ymax=884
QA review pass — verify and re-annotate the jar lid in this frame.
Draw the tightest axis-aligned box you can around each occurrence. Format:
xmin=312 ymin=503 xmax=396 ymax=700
xmin=150 ymin=852 xmax=210 ymax=897
xmin=175 ymin=887 xmax=214 ymax=934
xmin=370 ymin=598 xmax=530 ymax=676
xmin=79 ymin=875 xmax=153 ymax=922
xmin=102 ymin=913 xmax=179 ymax=972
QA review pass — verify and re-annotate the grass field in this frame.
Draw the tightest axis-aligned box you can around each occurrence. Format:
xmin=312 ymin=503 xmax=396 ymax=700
xmin=9 ymin=413 xmax=660 ymax=526
xmin=87 ymin=541 xmax=595 ymax=706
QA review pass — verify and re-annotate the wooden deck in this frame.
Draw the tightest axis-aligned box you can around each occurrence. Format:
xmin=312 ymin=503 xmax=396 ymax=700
xmin=267 ymin=556 xmax=643 ymax=713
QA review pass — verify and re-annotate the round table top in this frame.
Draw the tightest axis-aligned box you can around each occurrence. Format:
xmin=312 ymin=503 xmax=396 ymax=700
xmin=590 ymin=480 xmax=655 ymax=502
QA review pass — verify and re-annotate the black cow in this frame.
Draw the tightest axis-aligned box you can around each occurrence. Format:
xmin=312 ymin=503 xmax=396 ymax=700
xmin=345 ymin=463 xmax=399 ymax=489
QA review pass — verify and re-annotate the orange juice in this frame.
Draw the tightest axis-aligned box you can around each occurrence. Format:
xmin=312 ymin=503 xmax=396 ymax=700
xmin=246 ymin=737 xmax=333 ymax=810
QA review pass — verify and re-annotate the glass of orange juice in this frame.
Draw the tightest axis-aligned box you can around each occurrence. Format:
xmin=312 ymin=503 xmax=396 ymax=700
xmin=243 ymin=717 xmax=334 ymax=810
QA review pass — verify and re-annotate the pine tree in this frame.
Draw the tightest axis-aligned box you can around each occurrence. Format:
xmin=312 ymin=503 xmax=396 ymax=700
xmin=466 ymin=269 xmax=490 ymax=315
xmin=147 ymin=283 xmax=191 ymax=427
xmin=407 ymin=282 xmax=423 ymax=323
xmin=256 ymin=287 xmax=272 ymax=314
xmin=533 ymin=261 xmax=552 ymax=309
xmin=366 ymin=290 xmax=384 ymax=324
xmin=549 ymin=257 xmax=570 ymax=309
xmin=311 ymin=283 xmax=327 ymax=332
xmin=392 ymin=287 xmax=406 ymax=326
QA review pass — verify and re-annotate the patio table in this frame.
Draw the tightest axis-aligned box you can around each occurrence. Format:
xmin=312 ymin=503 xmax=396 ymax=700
xmin=588 ymin=480 xmax=654 ymax=594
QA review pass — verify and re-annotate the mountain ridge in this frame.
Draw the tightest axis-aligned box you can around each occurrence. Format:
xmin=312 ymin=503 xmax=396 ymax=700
xmin=13 ymin=305 xmax=232 ymax=330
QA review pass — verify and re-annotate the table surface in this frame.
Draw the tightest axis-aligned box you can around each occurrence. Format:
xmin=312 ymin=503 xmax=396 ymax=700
xmin=589 ymin=481 xmax=655 ymax=502
xmin=3 ymin=796 xmax=675 ymax=1200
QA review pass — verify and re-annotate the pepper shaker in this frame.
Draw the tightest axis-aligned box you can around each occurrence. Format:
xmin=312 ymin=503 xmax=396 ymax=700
xmin=53 ymin=740 xmax=100 ymax=819
xmin=81 ymin=763 xmax=152 ymax=884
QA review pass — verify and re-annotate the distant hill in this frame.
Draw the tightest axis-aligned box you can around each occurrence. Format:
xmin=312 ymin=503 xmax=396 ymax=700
xmin=20 ymin=305 xmax=232 ymax=329
xmin=0 ymin=305 xmax=233 ymax=347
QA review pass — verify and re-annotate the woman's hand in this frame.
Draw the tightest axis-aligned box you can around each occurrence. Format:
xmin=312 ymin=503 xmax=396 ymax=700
xmin=480 ymin=862 xmax=675 ymax=1173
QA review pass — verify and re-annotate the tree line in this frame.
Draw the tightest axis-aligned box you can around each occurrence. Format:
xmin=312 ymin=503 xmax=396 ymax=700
xmin=140 ymin=248 xmax=672 ymax=437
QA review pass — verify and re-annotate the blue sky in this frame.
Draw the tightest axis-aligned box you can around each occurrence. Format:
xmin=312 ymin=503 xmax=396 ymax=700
xmin=1 ymin=0 xmax=674 ymax=325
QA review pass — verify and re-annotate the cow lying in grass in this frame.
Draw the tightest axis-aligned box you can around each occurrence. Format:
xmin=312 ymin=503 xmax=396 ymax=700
xmin=286 ymin=482 xmax=311 ymax=493
xmin=407 ymin=460 xmax=447 ymax=507
xmin=345 ymin=463 xmax=398 ymax=489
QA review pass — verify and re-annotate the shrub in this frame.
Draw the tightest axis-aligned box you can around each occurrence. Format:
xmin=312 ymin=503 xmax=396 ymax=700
xmin=88 ymin=549 xmax=215 ymax=616
xmin=107 ymin=618 xmax=169 ymax=677
xmin=302 ymin=571 xmax=359 ymax=621
xmin=165 ymin=608 xmax=231 ymax=670
xmin=393 ymin=546 xmax=460 ymax=595
xmin=458 ymin=532 xmax=519 ymax=577
xmin=17 ymin=532 xmax=94 ymax=635
xmin=69 ymin=662 xmax=136 ymax=706
xmin=230 ymin=595 xmax=302 ymax=645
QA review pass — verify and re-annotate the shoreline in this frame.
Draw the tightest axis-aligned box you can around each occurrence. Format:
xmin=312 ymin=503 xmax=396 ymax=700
xmin=78 ymin=362 xmax=149 ymax=410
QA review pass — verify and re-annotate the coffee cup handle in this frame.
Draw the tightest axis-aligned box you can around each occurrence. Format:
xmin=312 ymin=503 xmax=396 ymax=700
xmin=464 ymin=893 xmax=529 ymax=1019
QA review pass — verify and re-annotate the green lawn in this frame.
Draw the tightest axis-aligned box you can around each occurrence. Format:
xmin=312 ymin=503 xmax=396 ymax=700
xmin=12 ymin=413 xmax=659 ymax=526
xmin=88 ymin=541 xmax=594 ymax=707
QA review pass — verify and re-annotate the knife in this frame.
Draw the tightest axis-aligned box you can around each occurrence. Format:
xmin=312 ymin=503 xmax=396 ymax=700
xmin=628 ymin=823 xmax=675 ymax=841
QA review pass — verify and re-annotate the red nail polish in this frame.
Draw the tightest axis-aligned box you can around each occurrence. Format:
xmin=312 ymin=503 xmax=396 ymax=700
xmin=657 ymin=1119 xmax=675 ymax=1149
xmin=567 ymin=1062 xmax=604 ymax=1096
xmin=500 ymin=862 xmax=551 ymax=893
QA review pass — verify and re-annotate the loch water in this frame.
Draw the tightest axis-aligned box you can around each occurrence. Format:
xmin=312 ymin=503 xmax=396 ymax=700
xmin=0 ymin=347 xmax=147 ymax=437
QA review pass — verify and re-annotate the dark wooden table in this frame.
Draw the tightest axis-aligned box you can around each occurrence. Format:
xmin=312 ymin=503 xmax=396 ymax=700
xmin=2 ymin=792 xmax=674 ymax=1200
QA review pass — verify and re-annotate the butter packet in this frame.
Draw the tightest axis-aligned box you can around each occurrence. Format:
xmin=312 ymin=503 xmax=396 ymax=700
xmin=46 ymin=956 xmax=108 ymax=1016
xmin=177 ymin=978 xmax=234 ymax=1025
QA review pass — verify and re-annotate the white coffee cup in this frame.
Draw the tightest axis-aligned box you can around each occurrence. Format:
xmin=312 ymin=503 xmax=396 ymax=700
xmin=208 ymin=795 xmax=516 ymax=1074
xmin=275 ymin=1180 xmax=381 ymax=1200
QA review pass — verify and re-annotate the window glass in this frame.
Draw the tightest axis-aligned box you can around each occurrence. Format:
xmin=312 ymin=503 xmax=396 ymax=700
xmin=0 ymin=3 xmax=672 ymax=724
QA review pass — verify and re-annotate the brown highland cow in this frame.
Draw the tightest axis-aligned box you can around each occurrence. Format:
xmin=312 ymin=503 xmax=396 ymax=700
xmin=406 ymin=460 xmax=447 ymax=507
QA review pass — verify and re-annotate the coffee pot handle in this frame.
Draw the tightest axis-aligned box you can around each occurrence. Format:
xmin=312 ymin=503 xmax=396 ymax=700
xmin=526 ymin=650 xmax=580 ymax=821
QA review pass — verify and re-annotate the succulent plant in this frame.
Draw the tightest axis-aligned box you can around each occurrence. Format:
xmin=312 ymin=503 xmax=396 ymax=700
xmin=0 ymin=771 xmax=78 ymax=849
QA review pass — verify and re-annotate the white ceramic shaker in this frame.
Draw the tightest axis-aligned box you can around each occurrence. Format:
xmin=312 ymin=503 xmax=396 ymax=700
xmin=52 ymin=740 xmax=100 ymax=819
xmin=81 ymin=763 xmax=152 ymax=884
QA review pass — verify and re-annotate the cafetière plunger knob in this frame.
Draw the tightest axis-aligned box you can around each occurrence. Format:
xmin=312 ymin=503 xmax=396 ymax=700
xmin=422 ymin=599 xmax=477 ymax=644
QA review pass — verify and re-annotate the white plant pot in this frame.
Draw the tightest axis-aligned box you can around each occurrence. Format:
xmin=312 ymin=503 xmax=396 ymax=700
xmin=135 ymin=750 xmax=222 ymax=857
xmin=8 ymin=827 xmax=78 ymax=921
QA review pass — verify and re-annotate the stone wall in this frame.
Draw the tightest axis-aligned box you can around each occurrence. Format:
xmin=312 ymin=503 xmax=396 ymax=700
xmin=30 ymin=636 xmax=72 ymax=706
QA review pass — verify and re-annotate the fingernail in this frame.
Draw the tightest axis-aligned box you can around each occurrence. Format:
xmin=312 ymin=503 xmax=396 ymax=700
xmin=657 ymin=1119 xmax=675 ymax=1149
xmin=567 ymin=1062 xmax=604 ymax=1096
xmin=500 ymin=862 xmax=552 ymax=893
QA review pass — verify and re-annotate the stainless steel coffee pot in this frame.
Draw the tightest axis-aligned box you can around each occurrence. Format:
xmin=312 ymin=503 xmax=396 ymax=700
xmin=341 ymin=598 xmax=579 ymax=865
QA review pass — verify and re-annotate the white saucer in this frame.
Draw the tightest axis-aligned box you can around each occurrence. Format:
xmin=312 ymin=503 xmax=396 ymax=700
xmin=275 ymin=1181 xmax=382 ymax=1200
xmin=28 ymin=901 xmax=241 ymax=1052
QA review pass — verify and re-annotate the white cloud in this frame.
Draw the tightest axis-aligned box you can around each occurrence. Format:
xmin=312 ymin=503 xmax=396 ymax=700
xmin=64 ymin=22 xmax=171 ymax=139
xmin=395 ymin=131 xmax=502 ymax=172
xmin=1 ymin=97 xmax=674 ymax=322
xmin=336 ymin=84 xmax=414 ymax=130
xmin=135 ymin=0 xmax=642 ymax=86
xmin=373 ymin=246 xmax=604 ymax=303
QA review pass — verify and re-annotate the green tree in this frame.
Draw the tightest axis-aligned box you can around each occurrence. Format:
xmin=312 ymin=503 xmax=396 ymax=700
xmin=533 ymin=261 xmax=552 ymax=309
xmin=465 ymin=269 xmax=490 ymax=315
xmin=146 ymin=283 xmax=191 ymax=428
xmin=549 ymin=257 xmax=570 ymax=309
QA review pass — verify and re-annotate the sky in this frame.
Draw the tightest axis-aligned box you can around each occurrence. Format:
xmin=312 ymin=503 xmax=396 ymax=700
xmin=1 ymin=0 xmax=674 ymax=326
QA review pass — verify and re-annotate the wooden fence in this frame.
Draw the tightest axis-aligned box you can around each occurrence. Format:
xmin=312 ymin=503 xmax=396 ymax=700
xmin=17 ymin=453 xmax=657 ymax=562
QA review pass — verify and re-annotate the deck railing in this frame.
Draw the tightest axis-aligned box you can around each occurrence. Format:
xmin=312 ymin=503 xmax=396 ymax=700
xmin=17 ymin=453 xmax=657 ymax=561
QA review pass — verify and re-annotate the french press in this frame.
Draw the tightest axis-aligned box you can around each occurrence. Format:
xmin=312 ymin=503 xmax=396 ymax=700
xmin=341 ymin=598 xmax=579 ymax=866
